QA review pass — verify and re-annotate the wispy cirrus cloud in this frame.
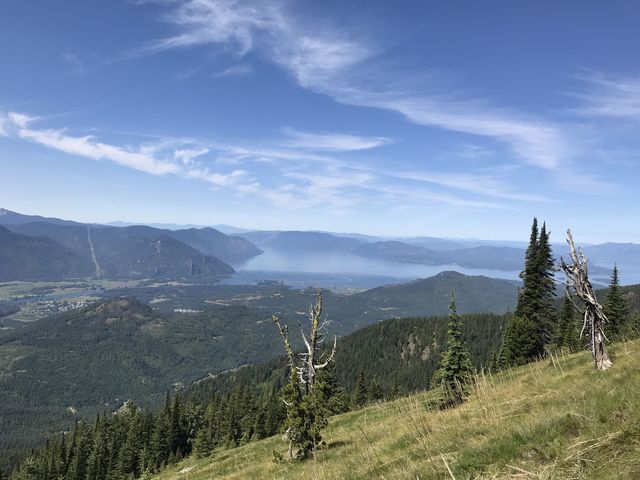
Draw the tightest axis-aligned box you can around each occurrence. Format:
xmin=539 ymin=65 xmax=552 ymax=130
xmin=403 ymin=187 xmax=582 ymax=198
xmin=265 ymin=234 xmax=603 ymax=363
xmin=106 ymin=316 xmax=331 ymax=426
xmin=2 ymin=112 xmax=243 ymax=183
xmin=213 ymin=63 xmax=253 ymax=77
xmin=280 ymin=127 xmax=393 ymax=151
xmin=335 ymin=90 xmax=568 ymax=170
xmin=135 ymin=0 xmax=571 ymax=171
xmin=373 ymin=183 xmax=516 ymax=211
xmin=573 ymin=71 xmax=640 ymax=120
xmin=17 ymin=126 xmax=181 ymax=176
xmin=62 ymin=51 xmax=86 ymax=75
xmin=381 ymin=170 xmax=553 ymax=203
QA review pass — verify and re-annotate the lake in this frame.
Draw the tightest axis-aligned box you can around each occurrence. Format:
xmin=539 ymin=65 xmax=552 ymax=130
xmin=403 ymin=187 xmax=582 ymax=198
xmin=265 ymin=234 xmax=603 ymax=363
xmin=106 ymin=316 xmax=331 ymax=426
xmin=224 ymin=248 xmax=522 ymax=289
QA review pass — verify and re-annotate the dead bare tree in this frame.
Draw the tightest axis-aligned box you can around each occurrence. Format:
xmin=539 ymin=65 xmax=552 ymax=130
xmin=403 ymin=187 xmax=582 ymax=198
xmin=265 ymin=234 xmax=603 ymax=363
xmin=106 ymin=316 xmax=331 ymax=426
xmin=272 ymin=290 xmax=337 ymax=458
xmin=560 ymin=229 xmax=612 ymax=371
xmin=272 ymin=290 xmax=337 ymax=394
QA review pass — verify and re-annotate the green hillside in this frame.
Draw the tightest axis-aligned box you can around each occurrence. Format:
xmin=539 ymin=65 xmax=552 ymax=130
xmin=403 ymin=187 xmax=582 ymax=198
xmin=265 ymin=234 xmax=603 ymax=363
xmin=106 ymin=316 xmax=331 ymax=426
xmin=4 ymin=222 xmax=240 ymax=280
xmin=0 ymin=226 xmax=92 ymax=281
xmin=0 ymin=298 xmax=280 ymax=465
xmin=155 ymin=339 xmax=640 ymax=480
xmin=187 ymin=312 xmax=506 ymax=403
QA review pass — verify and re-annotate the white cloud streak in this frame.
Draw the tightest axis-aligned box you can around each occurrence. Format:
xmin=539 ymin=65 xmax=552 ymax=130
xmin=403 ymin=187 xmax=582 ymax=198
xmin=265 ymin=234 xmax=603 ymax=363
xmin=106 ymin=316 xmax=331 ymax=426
xmin=3 ymin=112 xmax=241 ymax=185
xmin=17 ymin=127 xmax=181 ymax=175
xmin=382 ymin=170 xmax=553 ymax=203
xmin=212 ymin=63 xmax=253 ymax=77
xmin=280 ymin=127 xmax=392 ymax=151
xmin=335 ymin=91 xmax=567 ymax=170
xmin=573 ymin=72 xmax=640 ymax=120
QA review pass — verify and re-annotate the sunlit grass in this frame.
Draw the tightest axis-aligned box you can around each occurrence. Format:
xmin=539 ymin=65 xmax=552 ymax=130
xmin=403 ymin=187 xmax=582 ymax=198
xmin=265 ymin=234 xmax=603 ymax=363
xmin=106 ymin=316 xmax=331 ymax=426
xmin=155 ymin=340 xmax=640 ymax=479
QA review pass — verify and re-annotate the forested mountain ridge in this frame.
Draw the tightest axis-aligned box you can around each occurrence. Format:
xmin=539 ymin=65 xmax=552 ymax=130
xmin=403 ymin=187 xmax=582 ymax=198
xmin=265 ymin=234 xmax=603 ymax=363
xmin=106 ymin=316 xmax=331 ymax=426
xmin=0 ymin=210 xmax=261 ymax=264
xmin=8 ymin=222 xmax=260 ymax=265
xmin=163 ymin=227 xmax=262 ymax=262
xmin=0 ymin=226 xmax=93 ymax=281
xmin=0 ymin=220 xmax=267 ymax=281
xmin=0 ymin=297 xmax=282 ymax=467
xmin=95 ymin=271 xmax=518 ymax=335
xmin=0 ymin=209 xmax=264 ymax=281
xmin=1 ymin=222 xmax=235 ymax=280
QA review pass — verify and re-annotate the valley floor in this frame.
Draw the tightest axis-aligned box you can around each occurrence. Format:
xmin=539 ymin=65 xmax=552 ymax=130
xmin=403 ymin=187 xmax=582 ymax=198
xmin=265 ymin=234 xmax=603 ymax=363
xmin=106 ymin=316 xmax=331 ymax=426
xmin=155 ymin=340 xmax=640 ymax=479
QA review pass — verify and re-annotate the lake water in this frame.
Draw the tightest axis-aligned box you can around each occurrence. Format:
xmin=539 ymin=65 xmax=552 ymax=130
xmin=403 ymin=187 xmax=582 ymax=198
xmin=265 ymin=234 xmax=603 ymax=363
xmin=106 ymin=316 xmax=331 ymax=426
xmin=224 ymin=248 xmax=522 ymax=289
xmin=223 ymin=247 xmax=637 ymax=289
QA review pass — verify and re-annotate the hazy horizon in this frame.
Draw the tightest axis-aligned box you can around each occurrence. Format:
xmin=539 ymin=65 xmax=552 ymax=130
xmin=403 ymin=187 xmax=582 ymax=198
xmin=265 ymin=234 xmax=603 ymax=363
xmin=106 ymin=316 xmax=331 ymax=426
xmin=3 ymin=205 xmax=639 ymax=246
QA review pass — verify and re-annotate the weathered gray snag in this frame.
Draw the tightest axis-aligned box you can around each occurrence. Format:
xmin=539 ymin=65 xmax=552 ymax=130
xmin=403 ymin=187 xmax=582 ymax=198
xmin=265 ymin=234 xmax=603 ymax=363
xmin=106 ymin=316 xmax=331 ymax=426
xmin=272 ymin=290 xmax=337 ymax=393
xmin=560 ymin=229 xmax=612 ymax=371
xmin=273 ymin=291 xmax=337 ymax=458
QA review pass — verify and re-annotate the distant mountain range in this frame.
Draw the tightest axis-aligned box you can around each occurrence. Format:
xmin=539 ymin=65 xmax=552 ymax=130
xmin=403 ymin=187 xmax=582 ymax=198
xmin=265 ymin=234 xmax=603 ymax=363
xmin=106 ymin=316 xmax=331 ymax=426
xmin=0 ymin=209 xmax=261 ymax=281
xmin=2 ymin=208 xmax=638 ymax=283
xmin=107 ymin=221 xmax=254 ymax=235
xmin=0 ymin=208 xmax=83 ymax=227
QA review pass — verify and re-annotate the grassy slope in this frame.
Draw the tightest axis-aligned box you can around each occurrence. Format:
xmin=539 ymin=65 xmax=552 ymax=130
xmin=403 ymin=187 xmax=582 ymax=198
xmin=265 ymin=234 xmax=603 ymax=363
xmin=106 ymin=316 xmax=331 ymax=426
xmin=156 ymin=340 xmax=640 ymax=480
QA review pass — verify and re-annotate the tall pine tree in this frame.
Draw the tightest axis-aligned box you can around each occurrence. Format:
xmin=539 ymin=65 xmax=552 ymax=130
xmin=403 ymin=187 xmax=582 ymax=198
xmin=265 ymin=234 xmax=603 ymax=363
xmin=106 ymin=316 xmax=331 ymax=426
xmin=505 ymin=218 xmax=557 ymax=364
xmin=351 ymin=372 xmax=368 ymax=409
xmin=515 ymin=218 xmax=539 ymax=319
xmin=603 ymin=265 xmax=629 ymax=340
xmin=431 ymin=291 xmax=474 ymax=408
xmin=533 ymin=223 xmax=557 ymax=344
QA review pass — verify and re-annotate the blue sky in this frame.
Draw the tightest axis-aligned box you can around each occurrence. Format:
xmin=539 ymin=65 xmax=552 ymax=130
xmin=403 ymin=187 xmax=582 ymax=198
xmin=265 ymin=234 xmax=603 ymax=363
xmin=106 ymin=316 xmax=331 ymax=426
xmin=1 ymin=0 xmax=639 ymax=242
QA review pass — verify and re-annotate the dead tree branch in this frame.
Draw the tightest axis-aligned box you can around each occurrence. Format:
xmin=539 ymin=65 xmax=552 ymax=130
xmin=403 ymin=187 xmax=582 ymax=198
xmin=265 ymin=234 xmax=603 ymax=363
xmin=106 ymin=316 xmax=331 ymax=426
xmin=273 ymin=290 xmax=338 ymax=393
xmin=560 ymin=229 xmax=612 ymax=371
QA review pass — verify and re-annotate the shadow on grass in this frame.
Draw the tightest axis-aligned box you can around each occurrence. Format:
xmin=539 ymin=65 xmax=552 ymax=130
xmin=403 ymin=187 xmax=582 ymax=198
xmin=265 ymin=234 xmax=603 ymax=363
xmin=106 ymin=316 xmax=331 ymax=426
xmin=327 ymin=439 xmax=354 ymax=450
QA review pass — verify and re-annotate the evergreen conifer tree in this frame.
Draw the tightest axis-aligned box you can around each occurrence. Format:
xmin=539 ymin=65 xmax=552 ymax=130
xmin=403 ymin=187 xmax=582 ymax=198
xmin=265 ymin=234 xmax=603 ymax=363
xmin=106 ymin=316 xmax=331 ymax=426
xmin=501 ymin=314 xmax=539 ymax=365
xmin=558 ymin=293 xmax=580 ymax=350
xmin=508 ymin=218 xmax=557 ymax=362
xmin=516 ymin=217 xmax=539 ymax=318
xmin=66 ymin=422 xmax=91 ymax=480
xmin=169 ymin=396 xmax=185 ymax=458
xmin=367 ymin=377 xmax=384 ymax=403
xmin=192 ymin=426 xmax=214 ymax=458
xmin=351 ymin=372 xmax=368 ymax=409
xmin=533 ymin=223 xmax=557 ymax=344
xmin=314 ymin=363 xmax=348 ymax=414
xmin=604 ymin=265 xmax=629 ymax=340
xmin=117 ymin=403 xmax=142 ymax=478
xmin=282 ymin=372 xmax=329 ymax=458
xmin=86 ymin=415 xmax=109 ymax=480
xmin=150 ymin=405 xmax=171 ymax=469
xmin=431 ymin=291 xmax=474 ymax=407
xmin=265 ymin=389 xmax=285 ymax=437
xmin=253 ymin=408 xmax=268 ymax=440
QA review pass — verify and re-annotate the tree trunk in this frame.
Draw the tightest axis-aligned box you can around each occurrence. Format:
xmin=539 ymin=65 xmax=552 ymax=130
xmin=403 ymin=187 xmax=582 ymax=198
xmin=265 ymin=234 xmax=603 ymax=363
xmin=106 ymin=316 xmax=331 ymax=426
xmin=561 ymin=229 xmax=612 ymax=371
